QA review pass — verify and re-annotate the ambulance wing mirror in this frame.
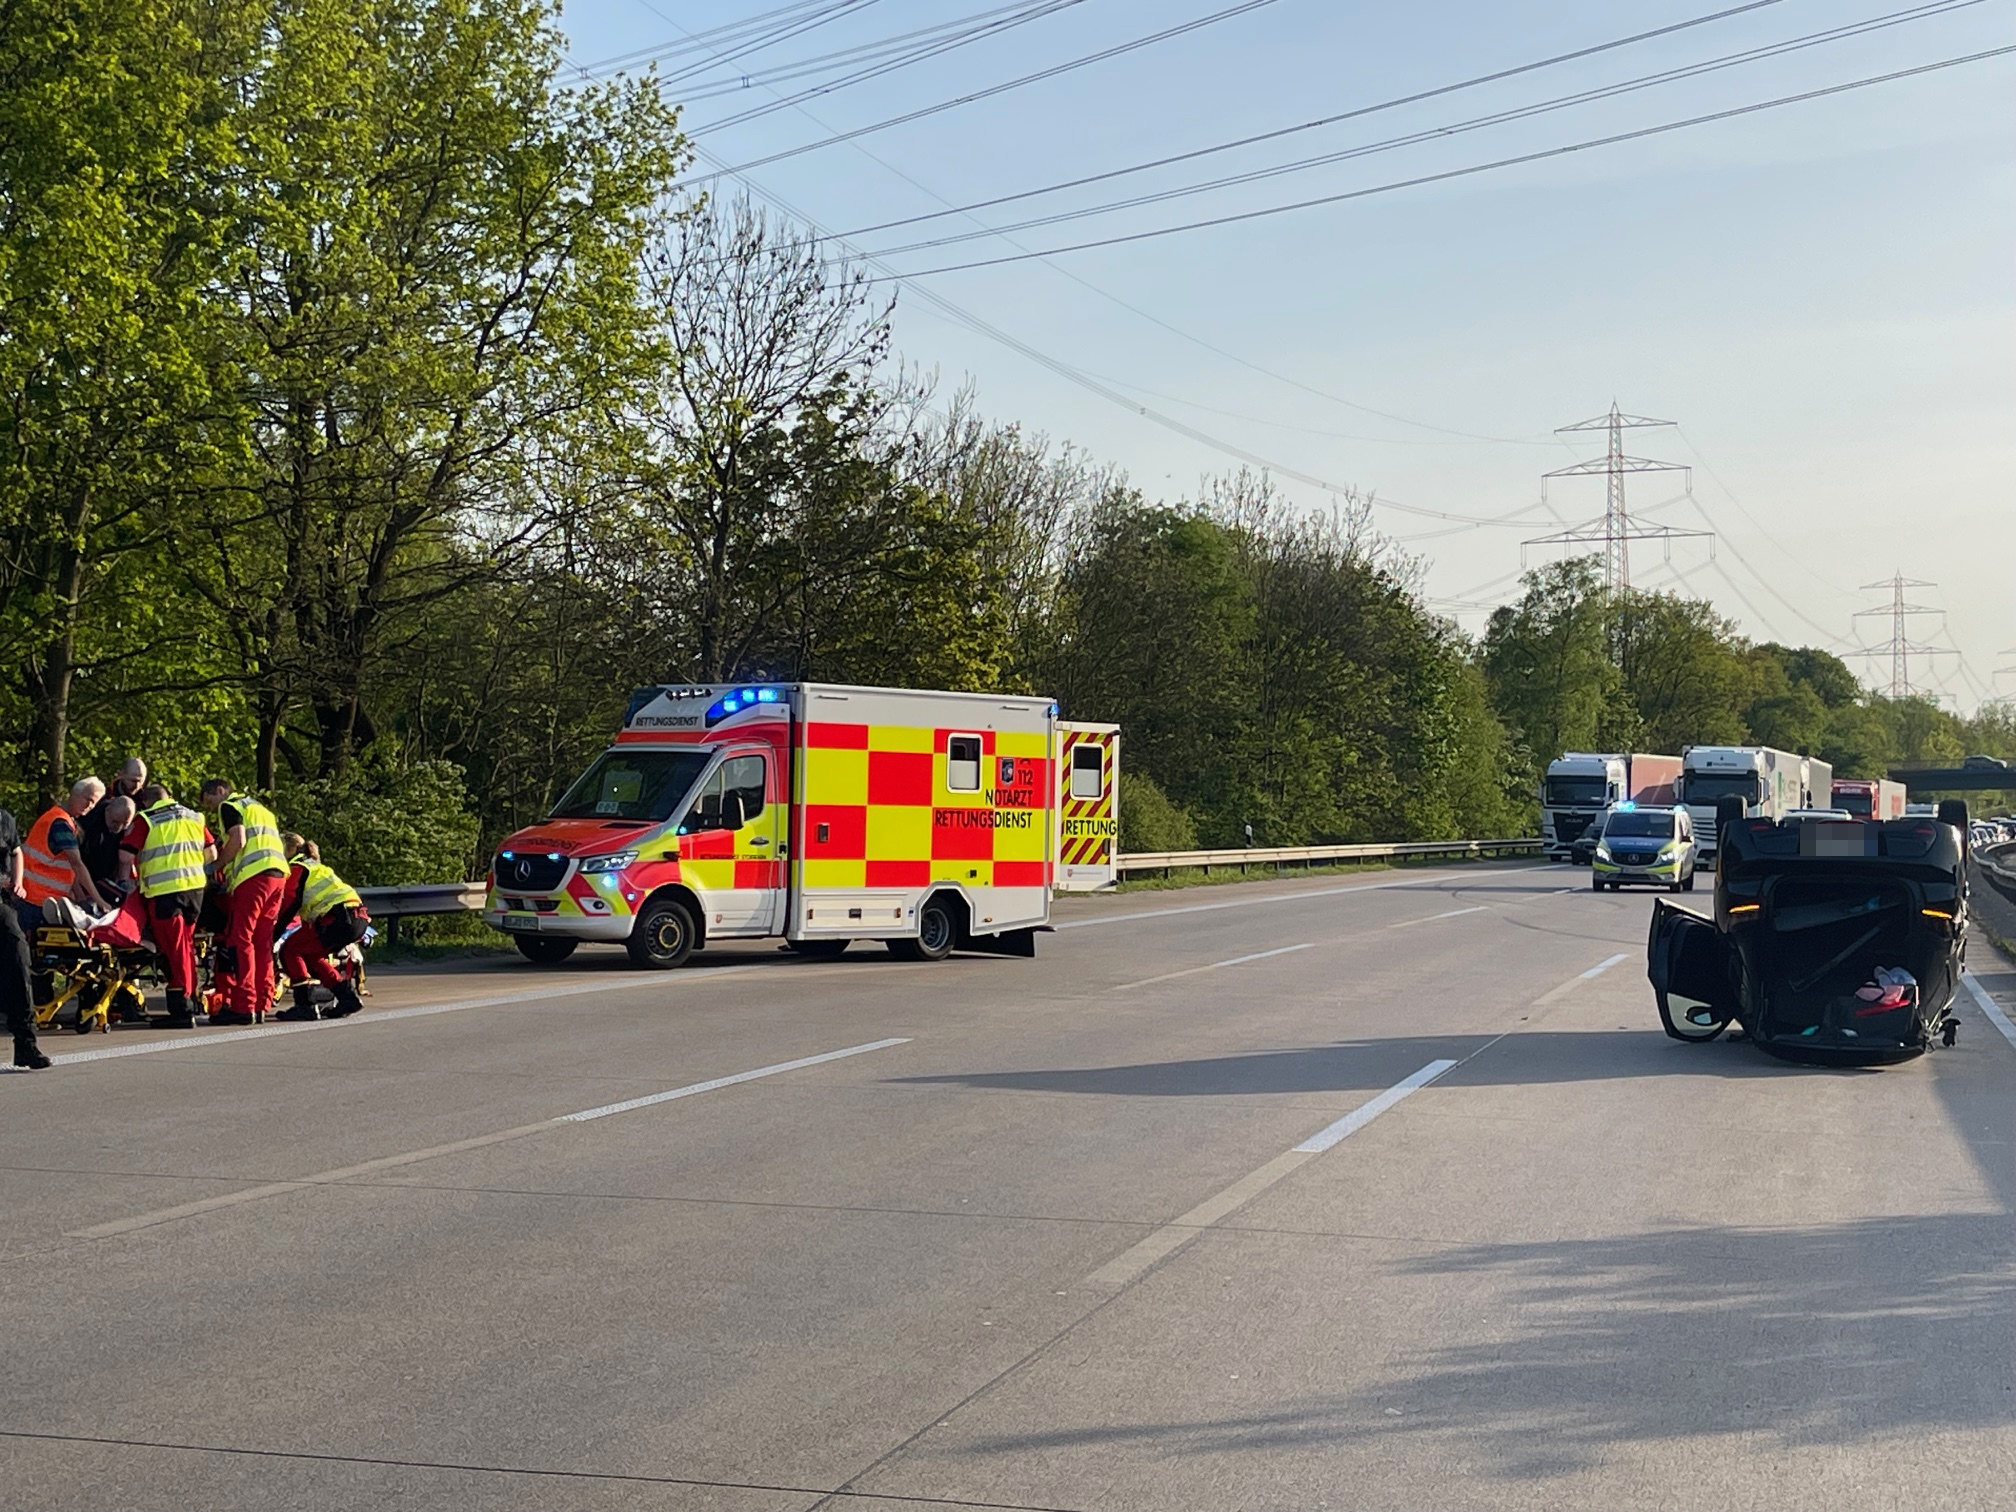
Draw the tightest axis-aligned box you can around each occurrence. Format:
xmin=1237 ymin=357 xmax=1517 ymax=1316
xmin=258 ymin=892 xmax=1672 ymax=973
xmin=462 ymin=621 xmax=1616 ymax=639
xmin=719 ymin=793 xmax=746 ymax=833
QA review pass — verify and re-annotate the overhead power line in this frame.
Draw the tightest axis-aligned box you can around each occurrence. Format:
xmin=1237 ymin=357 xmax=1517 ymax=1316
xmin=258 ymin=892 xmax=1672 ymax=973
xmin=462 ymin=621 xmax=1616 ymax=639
xmin=584 ymin=0 xmax=865 ymax=73
xmin=860 ymin=44 xmax=2016 ymax=279
xmin=689 ymin=0 xmax=1293 ymax=174
xmin=831 ymin=0 xmax=1803 ymax=237
xmin=854 ymin=0 xmax=1986 ymax=259
xmin=685 ymin=0 xmax=1092 ymax=135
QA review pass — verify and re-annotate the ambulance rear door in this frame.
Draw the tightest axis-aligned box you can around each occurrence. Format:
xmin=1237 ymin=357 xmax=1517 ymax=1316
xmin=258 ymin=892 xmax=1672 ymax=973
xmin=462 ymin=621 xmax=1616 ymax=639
xmin=1056 ymin=722 xmax=1120 ymax=892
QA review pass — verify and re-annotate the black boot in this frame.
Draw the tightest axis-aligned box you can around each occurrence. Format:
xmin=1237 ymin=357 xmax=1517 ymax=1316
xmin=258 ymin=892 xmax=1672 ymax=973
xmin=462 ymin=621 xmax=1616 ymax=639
xmin=326 ymin=980 xmax=364 ymax=1019
xmin=13 ymin=1035 xmax=50 ymax=1071
xmin=276 ymin=984 xmax=322 ymax=1023
xmin=160 ymin=989 xmax=195 ymax=1029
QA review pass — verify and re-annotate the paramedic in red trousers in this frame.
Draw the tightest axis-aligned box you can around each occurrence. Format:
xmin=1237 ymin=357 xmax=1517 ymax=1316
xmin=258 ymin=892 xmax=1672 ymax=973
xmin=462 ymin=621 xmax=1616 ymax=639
xmin=273 ymin=835 xmax=369 ymax=1022
xmin=201 ymin=779 xmax=287 ymax=1027
xmin=119 ymin=785 xmax=215 ymax=1028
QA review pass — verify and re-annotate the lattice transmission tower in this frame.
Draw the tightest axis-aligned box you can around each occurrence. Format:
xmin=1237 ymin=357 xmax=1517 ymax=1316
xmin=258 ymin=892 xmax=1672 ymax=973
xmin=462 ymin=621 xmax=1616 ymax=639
xmin=1851 ymin=574 xmax=1956 ymax=698
xmin=1522 ymin=402 xmax=1711 ymax=593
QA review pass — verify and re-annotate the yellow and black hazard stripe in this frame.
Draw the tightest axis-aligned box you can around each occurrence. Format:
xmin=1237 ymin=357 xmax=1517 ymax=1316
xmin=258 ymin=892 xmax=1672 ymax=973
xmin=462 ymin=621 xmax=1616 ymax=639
xmin=1059 ymin=731 xmax=1116 ymax=867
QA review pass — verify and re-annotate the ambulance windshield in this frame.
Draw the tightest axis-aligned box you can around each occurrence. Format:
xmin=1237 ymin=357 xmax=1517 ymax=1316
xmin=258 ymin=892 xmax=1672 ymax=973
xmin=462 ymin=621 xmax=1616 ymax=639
xmin=550 ymin=750 xmax=714 ymax=822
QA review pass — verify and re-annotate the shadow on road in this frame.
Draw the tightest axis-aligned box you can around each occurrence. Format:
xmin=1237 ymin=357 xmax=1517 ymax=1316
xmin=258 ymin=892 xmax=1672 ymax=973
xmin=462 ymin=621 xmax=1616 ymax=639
xmin=948 ymin=1214 xmax=2016 ymax=1476
xmin=890 ymin=1031 xmax=1861 ymax=1099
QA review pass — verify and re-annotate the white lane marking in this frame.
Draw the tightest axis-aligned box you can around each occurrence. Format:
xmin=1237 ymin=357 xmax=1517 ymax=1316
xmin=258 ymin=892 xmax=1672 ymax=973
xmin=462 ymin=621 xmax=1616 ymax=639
xmin=45 ymin=968 xmax=767 ymax=1068
xmin=65 ymin=1038 xmax=910 ymax=1239
xmin=1293 ymin=1059 xmax=1459 ymax=1152
xmin=1531 ymin=951 xmax=1634 ymax=1006
xmin=556 ymin=1038 xmax=911 ymax=1122
xmin=1580 ymin=952 xmax=1629 ymax=979
xmin=1084 ymin=1059 xmax=1459 ymax=1292
xmin=1961 ymin=971 xmax=2016 ymax=1051
xmin=1388 ymin=906 xmax=1487 ymax=929
xmin=1054 ymin=864 xmax=1541 ymax=931
xmin=1111 ymin=942 xmax=1314 ymax=992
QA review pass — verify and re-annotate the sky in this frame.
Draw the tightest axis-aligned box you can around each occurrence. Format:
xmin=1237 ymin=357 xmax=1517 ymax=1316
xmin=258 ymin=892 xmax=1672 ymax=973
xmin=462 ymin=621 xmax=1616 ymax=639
xmin=554 ymin=0 xmax=2016 ymax=709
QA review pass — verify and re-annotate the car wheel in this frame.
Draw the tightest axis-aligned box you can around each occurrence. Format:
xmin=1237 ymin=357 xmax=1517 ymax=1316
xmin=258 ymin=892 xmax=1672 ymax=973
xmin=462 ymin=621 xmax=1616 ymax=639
xmin=1682 ymin=869 xmax=1697 ymax=892
xmin=513 ymin=935 xmax=578 ymax=966
xmin=1590 ymin=876 xmax=1605 ymax=892
xmin=889 ymin=895 xmax=957 ymax=962
xmin=626 ymin=897 xmax=697 ymax=969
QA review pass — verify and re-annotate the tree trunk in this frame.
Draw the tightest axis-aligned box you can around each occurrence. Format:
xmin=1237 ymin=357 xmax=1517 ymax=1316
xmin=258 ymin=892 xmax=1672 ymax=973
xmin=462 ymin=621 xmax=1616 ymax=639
xmin=28 ymin=534 xmax=87 ymax=803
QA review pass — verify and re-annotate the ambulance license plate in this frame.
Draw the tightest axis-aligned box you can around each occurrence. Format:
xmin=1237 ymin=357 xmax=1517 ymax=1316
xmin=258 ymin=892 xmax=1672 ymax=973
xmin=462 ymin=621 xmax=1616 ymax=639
xmin=498 ymin=914 xmax=540 ymax=932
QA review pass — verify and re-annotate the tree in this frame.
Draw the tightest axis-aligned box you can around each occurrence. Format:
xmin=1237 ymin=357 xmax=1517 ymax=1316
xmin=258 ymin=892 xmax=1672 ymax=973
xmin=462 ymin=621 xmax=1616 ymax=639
xmin=1611 ymin=589 xmax=1750 ymax=752
xmin=1481 ymin=558 xmax=1618 ymax=763
xmin=200 ymin=0 xmax=683 ymax=785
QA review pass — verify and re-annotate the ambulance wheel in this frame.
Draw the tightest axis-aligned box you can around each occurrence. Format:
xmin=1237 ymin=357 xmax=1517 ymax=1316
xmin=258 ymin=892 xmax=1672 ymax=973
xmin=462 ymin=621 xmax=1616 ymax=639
xmin=513 ymin=935 xmax=578 ymax=966
xmin=627 ymin=898 xmax=696 ymax=969
xmin=889 ymin=896 xmax=956 ymax=962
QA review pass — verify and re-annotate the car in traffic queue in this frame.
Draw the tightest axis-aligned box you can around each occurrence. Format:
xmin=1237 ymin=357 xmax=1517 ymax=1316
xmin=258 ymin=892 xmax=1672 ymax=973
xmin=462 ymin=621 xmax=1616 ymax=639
xmin=1590 ymin=803 xmax=1698 ymax=892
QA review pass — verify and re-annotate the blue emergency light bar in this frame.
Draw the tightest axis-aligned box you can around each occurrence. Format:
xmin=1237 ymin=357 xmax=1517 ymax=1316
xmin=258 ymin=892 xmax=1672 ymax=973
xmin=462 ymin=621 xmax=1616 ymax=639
xmin=706 ymin=686 xmax=782 ymax=726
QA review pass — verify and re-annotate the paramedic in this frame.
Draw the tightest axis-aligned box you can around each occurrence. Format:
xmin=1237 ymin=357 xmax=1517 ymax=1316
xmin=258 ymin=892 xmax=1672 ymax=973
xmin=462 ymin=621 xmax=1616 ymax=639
xmin=120 ymin=785 xmax=215 ymax=1028
xmin=200 ymin=779 xmax=287 ymax=1028
xmin=273 ymin=836 xmax=369 ymax=1022
xmin=79 ymin=795 xmax=136 ymax=902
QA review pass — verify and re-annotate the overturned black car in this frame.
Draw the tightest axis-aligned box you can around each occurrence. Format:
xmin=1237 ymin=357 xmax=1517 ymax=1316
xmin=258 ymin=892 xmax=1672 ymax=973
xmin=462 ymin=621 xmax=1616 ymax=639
xmin=1646 ymin=796 xmax=1969 ymax=1065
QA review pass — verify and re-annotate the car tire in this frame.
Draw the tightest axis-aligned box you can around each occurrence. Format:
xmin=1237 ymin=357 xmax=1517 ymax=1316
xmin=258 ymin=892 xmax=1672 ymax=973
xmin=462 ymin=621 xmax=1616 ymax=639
xmin=787 ymin=939 xmax=850 ymax=960
xmin=1590 ymin=877 xmax=1605 ymax=892
xmin=626 ymin=897 xmax=697 ymax=969
xmin=888 ymin=895 xmax=957 ymax=962
xmin=1682 ymin=869 xmax=1697 ymax=893
xmin=513 ymin=935 xmax=578 ymax=966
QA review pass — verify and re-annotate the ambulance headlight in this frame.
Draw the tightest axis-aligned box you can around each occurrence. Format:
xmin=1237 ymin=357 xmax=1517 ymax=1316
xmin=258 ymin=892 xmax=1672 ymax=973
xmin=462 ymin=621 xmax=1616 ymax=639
xmin=576 ymin=851 xmax=638 ymax=875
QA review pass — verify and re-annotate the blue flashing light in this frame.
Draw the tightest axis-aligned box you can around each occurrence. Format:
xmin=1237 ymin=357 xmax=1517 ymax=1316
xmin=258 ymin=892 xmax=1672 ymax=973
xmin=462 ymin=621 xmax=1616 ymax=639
xmin=706 ymin=685 xmax=784 ymax=726
xmin=1616 ymin=801 xmax=1637 ymax=812
xmin=757 ymin=688 xmax=779 ymax=703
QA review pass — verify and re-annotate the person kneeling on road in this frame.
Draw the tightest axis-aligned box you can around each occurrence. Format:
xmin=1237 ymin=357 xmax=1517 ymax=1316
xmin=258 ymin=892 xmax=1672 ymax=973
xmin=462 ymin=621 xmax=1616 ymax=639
xmin=273 ymin=836 xmax=369 ymax=1023
xmin=201 ymin=780 xmax=288 ymax=1027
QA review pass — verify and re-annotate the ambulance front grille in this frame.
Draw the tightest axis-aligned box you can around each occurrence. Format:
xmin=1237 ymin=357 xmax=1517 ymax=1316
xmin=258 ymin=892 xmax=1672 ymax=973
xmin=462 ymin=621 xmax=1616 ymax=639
xmin=494 ymin=852 xmax=570 ymax=892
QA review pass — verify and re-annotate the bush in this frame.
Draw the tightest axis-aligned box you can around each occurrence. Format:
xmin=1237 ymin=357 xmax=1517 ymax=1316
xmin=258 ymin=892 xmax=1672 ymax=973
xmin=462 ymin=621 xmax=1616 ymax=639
xmin=276 ymin=747 xmax=482 ymax=886
xmin=1118 ymin=770 xmax=1198 ymax=854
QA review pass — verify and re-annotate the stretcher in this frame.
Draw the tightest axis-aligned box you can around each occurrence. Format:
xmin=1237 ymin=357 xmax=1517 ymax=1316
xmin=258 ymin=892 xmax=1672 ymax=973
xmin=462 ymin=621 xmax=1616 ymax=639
xmin=31 ymin=918 xmax=158 ymax=1035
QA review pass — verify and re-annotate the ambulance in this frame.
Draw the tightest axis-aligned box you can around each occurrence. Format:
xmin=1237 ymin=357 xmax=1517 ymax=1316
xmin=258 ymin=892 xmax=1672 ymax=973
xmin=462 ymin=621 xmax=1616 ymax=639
xmin=486 ymin=683 xmax=1103 ymax=967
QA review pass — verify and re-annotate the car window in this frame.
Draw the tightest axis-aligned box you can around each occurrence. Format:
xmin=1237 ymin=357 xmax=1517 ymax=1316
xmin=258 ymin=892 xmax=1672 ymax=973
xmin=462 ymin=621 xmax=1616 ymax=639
xmin=721 ymin=755 xmax=765 ymax=824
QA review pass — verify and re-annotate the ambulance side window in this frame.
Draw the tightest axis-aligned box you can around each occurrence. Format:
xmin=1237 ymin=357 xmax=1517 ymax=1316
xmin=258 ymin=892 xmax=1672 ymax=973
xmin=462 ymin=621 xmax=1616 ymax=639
xmin=678 ymin=771 xmax=724 ymax=834
xmin=947 ymin=735 xmax=982 ymax=792
xmin=722 ymin=755 xmax=764 ymax=825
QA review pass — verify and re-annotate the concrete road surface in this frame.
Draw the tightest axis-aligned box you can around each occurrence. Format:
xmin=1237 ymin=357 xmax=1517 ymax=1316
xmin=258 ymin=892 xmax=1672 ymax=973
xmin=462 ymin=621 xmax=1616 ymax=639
xmin=4 ymin=861 xmax=2014 ymax=1511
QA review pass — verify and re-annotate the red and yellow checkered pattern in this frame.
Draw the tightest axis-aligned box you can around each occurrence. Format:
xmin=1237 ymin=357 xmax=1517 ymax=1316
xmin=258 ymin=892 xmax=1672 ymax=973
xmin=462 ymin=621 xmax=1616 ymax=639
xmin=1059 ymin=728 xmax=1117 ymax=869
xmin=799 ymin=721 xmax=1052 ymax=891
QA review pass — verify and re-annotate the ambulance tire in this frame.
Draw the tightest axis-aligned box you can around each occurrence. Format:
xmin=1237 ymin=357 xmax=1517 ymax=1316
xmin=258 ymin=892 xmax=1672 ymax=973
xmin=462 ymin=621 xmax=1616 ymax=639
xmin=513 ymin=936 xmax=578 ymax=966
xmin=889 ymin=896 xmax=957 ymax=962
xmin=627 ymin=897 xmax=697 ymax=969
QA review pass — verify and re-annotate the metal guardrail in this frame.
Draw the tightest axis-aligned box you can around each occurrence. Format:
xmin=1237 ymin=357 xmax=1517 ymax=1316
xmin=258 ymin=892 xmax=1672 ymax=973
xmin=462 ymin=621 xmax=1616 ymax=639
xmin=355 ymin=881 xmax=489 ymax=944
xmin=1117 ymin=837 xmax=1541 ymax=878
xmin=1976 ymin=839 xmax=2016 ymax=902
xmin=353 ymin=841 xmax=1542 ymax=936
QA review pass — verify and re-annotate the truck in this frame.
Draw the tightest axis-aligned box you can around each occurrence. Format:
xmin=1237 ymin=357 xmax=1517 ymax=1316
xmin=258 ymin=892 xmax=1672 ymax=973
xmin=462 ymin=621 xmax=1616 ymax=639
xmin=1541 ymin=752 xmax=1683 ymax=861
xmin=1831 ymin=777 xmax=1908 ymax=821
xmin=1679 ymin=746 xmax=1830 ymax=858
xmin=485 ymin=682 xmax=1098 ymax=968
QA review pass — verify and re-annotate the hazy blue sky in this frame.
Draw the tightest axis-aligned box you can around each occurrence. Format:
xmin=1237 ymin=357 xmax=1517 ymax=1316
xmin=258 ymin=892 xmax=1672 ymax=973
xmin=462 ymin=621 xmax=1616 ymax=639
xmin=558 ymin=0 xmax=2014 ymax=708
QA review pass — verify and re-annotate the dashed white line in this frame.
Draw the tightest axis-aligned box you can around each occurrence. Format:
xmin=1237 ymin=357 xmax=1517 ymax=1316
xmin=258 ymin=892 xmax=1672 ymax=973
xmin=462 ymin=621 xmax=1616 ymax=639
xmin=557 ymin=1038 xmax=911 ymax=1122
xmin=1961 ymin=971 xmax=2016 ymax=1051
xmin=64 ymin=1036 xmax=912 ymax=1239
xmin=1083 ymin=1059 xmax=1459 ymax=1292
xmin=1112 ymin=942 xmax=1315 ymax=992
xmin=1388 ymin=906 xmax=1487 ymax=929
xmin=1293 ymin=1060 xmax=1459 ymax=1152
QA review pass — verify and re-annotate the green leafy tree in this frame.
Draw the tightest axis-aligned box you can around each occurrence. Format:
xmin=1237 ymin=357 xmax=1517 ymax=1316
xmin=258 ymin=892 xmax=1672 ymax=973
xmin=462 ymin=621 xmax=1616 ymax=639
xmin=1481 ymin=558 xmax=1618 ymax=763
